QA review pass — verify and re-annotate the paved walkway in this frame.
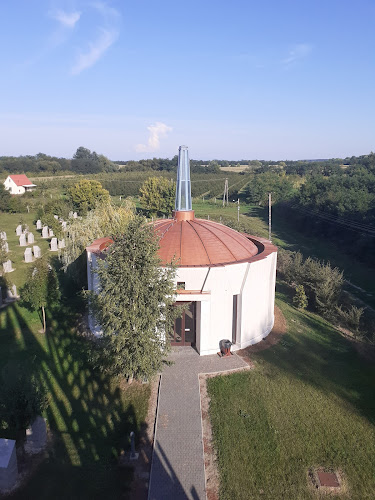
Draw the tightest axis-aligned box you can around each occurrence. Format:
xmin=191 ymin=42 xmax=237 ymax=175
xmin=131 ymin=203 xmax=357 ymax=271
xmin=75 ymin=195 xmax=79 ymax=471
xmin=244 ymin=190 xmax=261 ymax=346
xmin=148 ymin=347 xmax=249 ymax=500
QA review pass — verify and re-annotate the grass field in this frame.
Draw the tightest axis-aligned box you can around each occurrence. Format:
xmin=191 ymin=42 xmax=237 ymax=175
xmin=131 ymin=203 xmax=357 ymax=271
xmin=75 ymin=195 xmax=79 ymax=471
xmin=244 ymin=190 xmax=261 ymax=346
xmin=207 ymin=287 xmax=375 ymax=499
xmin=0 ymin=301 xmax=150 ymax=499
xmin=0 ymin=212 xmax=52 ymax=290
xmin=0 ymin=211 xmax=151 ymax=498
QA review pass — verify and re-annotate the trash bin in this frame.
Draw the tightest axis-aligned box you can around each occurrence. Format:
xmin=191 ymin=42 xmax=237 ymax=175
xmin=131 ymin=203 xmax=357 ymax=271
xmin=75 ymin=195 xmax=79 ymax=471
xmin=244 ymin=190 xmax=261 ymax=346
xmin=219 ymin=339 xmax=232 ymax=357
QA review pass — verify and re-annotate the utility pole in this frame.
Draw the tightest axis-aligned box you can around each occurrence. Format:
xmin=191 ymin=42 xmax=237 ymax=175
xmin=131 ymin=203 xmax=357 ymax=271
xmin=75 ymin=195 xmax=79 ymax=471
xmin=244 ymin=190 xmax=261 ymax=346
xmin=268 ymin=192 xmax=272 ymax=242
xmin=223 ymin=178 xmax=228 ymax=206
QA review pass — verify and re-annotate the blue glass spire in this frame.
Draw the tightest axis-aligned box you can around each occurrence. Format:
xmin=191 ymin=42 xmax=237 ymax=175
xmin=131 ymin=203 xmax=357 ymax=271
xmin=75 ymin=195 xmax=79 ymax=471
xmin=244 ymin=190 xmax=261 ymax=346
xmin=175 ymin=145 xmax=192 ymax=211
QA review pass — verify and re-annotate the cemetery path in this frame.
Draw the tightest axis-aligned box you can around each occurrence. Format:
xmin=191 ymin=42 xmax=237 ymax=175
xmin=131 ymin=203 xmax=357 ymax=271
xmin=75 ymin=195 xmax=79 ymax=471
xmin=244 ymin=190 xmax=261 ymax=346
xmin=148 ymin=347 xmax=249 ymax=500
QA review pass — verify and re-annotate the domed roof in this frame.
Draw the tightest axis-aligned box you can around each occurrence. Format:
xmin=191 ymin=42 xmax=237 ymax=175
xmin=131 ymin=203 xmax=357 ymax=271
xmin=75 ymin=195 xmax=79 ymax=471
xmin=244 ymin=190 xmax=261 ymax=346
xmin=153 ymin=211 xmax=259 ymax=267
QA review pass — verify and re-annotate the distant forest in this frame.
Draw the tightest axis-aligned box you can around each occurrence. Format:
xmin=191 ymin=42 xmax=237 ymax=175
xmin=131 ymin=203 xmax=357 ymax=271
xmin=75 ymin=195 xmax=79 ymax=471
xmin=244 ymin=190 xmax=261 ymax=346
xmin=1 ymin=146 xmax=374 ymax=266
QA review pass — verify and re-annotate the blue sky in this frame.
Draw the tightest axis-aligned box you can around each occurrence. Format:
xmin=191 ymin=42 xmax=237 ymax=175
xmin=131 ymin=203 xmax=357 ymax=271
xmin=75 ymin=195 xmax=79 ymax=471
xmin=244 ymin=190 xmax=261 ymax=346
xmin=0 ymin=0 xmax=374 ymax=160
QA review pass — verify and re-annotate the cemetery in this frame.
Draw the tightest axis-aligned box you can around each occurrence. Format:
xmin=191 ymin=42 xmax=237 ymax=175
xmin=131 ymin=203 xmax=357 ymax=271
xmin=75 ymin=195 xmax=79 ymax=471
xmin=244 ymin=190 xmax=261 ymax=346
xmin=0 ymin=180 xmax=375 ymax=498
xmin=0 ymin=211 xmax=151 ymax=498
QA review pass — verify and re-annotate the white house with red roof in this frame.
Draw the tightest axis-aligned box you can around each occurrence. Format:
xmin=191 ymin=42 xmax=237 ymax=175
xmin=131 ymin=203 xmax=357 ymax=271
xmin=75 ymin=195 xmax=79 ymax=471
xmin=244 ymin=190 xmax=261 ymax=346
xmin=3 ymin=174 xmax=36 ymax=195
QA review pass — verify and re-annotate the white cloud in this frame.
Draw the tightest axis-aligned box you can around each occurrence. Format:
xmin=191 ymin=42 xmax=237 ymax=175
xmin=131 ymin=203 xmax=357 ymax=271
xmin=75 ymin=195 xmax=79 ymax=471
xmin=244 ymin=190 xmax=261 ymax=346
xmin=71 ymin=28 xmax=118 ymax=75
xmin=136 ymin=122 xmax=173 ymax=152
xmin=71 ymin=2 xmax=120 ymax=75
xmin=282 ymin=44 xmax=312 ymax=66
xmin=51 ymin=9 xmax=81 ymax=28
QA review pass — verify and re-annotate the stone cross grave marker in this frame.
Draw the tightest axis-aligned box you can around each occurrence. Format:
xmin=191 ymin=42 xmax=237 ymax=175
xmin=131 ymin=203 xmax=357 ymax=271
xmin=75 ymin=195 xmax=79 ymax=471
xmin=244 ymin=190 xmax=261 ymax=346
xmin=24 ymin=248 xmax=33 ymax=263
xmin=19 ymin=234 xmax=27 ymax=247
xmin=50 ymin=238 xmax=58 ymax=251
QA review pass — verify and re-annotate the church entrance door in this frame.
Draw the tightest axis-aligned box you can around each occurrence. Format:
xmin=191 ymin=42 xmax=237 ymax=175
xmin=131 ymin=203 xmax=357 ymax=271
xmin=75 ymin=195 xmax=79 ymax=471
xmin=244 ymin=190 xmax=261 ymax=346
xmin=170 ymin=302 xmax=196 ymax=346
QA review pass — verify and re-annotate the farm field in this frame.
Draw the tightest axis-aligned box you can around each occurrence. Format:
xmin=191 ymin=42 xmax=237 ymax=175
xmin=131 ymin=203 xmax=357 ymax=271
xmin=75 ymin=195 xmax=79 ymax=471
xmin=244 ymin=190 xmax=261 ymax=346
xmin=208 ymin=288 xmax=375 ymax=499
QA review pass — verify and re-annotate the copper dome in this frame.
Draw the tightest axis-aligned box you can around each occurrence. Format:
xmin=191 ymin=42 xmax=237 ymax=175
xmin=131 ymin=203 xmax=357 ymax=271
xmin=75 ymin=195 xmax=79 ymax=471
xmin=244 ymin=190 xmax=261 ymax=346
xmin=153 ymin=211 xmax=259 ymax=267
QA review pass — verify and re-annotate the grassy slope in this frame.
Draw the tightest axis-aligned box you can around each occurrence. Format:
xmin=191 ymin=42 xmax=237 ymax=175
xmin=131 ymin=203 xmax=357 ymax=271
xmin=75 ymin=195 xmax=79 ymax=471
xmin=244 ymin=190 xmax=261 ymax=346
xmin=1 ymin=212 xmax=51 ymax=289
xmin=0 ymin=211 xmax=151 ymax=499
xmin=208 ymin=288 xmax=375 ymax=499
xmin=1 ymin=302 xmax=150 ymax=500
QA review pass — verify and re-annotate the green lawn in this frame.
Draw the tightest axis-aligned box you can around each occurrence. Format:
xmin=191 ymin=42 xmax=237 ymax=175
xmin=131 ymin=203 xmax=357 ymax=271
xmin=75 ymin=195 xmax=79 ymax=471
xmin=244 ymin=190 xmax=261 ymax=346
xmin=207 ymin=288 xmax=375 ymax=499
xmin=1 ymin=212 xmax=52 ymax=289
xmin=0 ymin=302 xmax=150 ymax=499
xmin=0 ymin=210 xmax=151 ymax=498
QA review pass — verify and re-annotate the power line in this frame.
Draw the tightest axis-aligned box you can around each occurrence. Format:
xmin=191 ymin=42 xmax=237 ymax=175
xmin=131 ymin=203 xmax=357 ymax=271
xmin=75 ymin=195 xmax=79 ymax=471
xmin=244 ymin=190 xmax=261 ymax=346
xmin=287 ymin=205 xmax=375 ymax=236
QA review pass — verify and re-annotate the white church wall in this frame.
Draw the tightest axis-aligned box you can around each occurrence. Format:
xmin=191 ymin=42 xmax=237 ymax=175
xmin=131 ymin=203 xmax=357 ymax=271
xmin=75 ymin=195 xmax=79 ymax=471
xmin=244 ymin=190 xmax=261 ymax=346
xmin=236 ymin=252 xmax=277 ymax=349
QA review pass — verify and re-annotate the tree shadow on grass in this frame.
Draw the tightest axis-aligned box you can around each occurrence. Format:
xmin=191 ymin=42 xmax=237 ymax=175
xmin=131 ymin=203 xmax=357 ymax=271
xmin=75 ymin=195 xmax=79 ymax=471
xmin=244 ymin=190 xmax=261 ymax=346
xmin=0 ymin=303 xmax=149 ymax=500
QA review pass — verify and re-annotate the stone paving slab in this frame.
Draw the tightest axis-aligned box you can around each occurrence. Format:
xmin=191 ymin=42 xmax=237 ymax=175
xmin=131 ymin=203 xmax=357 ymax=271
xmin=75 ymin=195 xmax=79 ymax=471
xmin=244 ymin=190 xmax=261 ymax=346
xmin=148 ymin=347 xmax=249 ymax=500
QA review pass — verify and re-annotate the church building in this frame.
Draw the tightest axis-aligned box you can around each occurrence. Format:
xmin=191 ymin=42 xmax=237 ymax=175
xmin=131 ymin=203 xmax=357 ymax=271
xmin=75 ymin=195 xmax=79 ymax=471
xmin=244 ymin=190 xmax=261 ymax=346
xmin=86 ymin=146 xmax=277 ymax=355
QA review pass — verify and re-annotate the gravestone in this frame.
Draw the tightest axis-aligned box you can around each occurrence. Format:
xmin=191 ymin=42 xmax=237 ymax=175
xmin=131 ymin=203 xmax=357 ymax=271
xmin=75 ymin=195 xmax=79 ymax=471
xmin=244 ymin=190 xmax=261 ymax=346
xmin=3 ymin=242 xmax=9 ymax=253
xmin=27 ymin=232 xmax=35 ymax=245
xmin=19 ymin=234 xmax=27 ymax=247
xmin=50 ymin=238 xmax=58 ymax=251
xmin=36 ymin=220 xmax=42 ymax=230
xmin=25 ymin=417 xmax=47 ymax=455
xmin=24 ymin=248 xmax=33 ymax=263
xmin=69 ymin=211 xmax=73 ymax=218
xmin=0 ymin=439 xmax=18 ymax=493
xmin=73 ymin=212 xmax=78 ymax=219
xmin=61 ymin=221 xmax=67 ymax=231
xmin=58 ymin=238 xmax=65 ymax=249
xmin=2 ymin=260 xmax=13 ymax=273
xmin=6 ymin=285 xmax=18 ymax=301
xmin=42 ymin=226 xmax=49 ymax=238
xmin=49 ymin=229 xmax=54 ymax=237
xmin=54 ymin=215 xmax=58 ymax=220
xmin=16 ymin=225 xmax=22 ymax=236
xmin=0 ymin=231 xmax=7 ymax=240
xmin=33 ymin=246 xmax=41 ymax=259
xmin=23 ymin=226 xmax=29 ymax=234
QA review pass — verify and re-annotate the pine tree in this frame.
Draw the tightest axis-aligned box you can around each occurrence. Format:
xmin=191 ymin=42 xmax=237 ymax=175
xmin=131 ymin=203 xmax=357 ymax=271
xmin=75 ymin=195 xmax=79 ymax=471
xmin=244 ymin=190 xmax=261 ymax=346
xmin=89 ymin=216 xmax=179 ymax=381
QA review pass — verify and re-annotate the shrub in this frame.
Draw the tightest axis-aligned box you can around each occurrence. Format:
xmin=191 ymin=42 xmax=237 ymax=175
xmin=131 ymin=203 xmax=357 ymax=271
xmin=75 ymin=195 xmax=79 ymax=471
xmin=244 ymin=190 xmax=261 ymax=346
xmin=336 ymin=305 xmax=364 ymax=336
xmin=293 ymin=285 xmax=308 ymax=310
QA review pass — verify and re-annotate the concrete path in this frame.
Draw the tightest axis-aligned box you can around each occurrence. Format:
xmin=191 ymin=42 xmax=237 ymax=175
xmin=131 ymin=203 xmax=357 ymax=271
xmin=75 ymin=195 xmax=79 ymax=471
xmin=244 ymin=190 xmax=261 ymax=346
xmin=148 ymin=347 xmax=249 ymax=500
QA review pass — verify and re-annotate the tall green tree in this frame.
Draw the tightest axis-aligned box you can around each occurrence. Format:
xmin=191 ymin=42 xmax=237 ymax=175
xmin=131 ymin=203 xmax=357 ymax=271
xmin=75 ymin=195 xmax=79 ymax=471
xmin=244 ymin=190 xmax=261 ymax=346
xmin=139 ymin=177 xmax=175 ymax=215
xmin=89 ymin=216 xmax=179 ymax=381
xmin=67 ymin=179 xmax=110 ymax=215
xmin=21 ymin=259 xmax=61 ymax=332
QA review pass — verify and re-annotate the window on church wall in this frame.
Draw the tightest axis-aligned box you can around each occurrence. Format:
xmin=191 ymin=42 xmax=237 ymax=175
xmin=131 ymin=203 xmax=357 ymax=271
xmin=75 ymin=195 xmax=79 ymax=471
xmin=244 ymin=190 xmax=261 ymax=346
xmin=177 ymin=282 xmax=185 ymax=290
xmin=232 ymin=294 xmax=238 ymax=344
